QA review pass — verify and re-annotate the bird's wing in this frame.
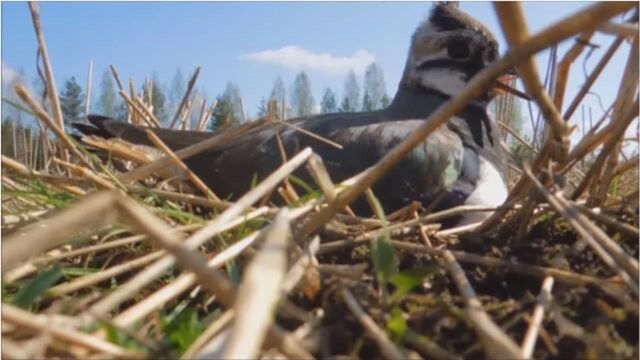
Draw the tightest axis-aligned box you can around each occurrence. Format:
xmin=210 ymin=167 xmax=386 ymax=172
xmin=76 ymin=115 xmax=218 ymax=150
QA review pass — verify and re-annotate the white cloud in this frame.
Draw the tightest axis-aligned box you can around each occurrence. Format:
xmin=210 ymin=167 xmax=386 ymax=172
xmin=243 ymin=45 xmax=375 ymax=76
xmin=2 ymin=62 xmax=20 ymax=88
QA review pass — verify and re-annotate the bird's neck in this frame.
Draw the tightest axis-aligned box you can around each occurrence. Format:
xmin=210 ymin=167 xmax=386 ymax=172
xmin=385 ymin=84 xmax=489 ymax=119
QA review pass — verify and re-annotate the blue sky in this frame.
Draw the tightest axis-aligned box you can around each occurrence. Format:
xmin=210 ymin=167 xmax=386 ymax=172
xmin=1 ymin=1 xmax=634 ymax=140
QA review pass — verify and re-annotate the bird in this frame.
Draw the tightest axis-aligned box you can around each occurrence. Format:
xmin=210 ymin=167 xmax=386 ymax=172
xmin=74 ymin=3 xmax=528 ymax=226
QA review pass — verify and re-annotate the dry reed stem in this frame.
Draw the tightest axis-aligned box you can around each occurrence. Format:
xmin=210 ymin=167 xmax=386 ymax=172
xmin=275 ymin=118 xmax=343 ymax=150
xmin=613 ymin=154 xmax=639 ymax=177
xmin=572 ymin=95 xmax=639 ymax=200
xmin=306 ymin=153 xmax=337 ymax=203
xmin=222 ymin=209 xmax=291 ymax=359
xmin=299 ymin=2 xmax=634 ymax=238
xmin=474 ymin=3 xmax=633 ymax=234
xmin=145 ymin=129 xmax=220 ymax=201
xmin=170 ymin=66 xmax=201 ymax=128
xmin=28 ymin=2 xmax=65 ymax=131
xmin=197 ymin=100 xmax=217 ymax=131
xmin=553 ymin=31 xmax=595 ymax=111
xmin=523 ymin=165 xmax=639 ymax=295
xmin=281 ymin=236 xmax=320 ymax=294
xmin=563 ymin=37 xmax=625 ymax=119
xmin=564 ymin=107 xmax=624 ymax=167
xmin=599 ymin=21 xmax=639 ymax=38
xmin=48 ymin=251 xmax=165 ymax=296
xmin=125 ymin=185 xmax=229 ymax=210
xmin=2 ymin=209 xmax=49 ymax=226
xmin=81 ymin=136 xmax=155 ymax=165
xmin=114 ymin=231 xmax=260 ymax=328
xmin=574 ymin=203 xmax=639 ymax=237
xmin=53 ymin=158 xmax=117 ymax=191
xmin=29 ymin=223 xmax=202 ymax=266
xmin=89 ymin=148 xmax=310 ymax=317
xmin=521 ymin=276 xmax=554 ymax=358
xmin=84 ymin=60 xmax=93 ymax=118
xmin=403 ymin=329 xmax=461 ymax=360
xmin=441 ymin=250 xmax=523 ymax=359
xmin=133 ymin=95 xmax=162 ymax=127
xmin=118 ymin=90 xmax=156 ymax=127
xmin=14 ymin=84 xmax=93 ymax=168
xmin=196 ymin=98 xmax=207 ymax=128
xmin=391 ymin=240 xmax=619 ymax=288
xmin=495 ymin=2 xmax=570 ymax=164
xmin=108 ymin=65 xmax=131 ymax=123
xmin=182 ymin=310 xmax=235 ymax=360
xmin=591 ymin=36 xmax=639 ymax=204
xmin=118 ymin=118 xmax=266 ymax=184
xmin=115 ymin=194 xmax=237 ymax=306
xmin=2 ymin=304 xmax=139 ymax=358
xmin=2 ymin=191 xmax=118 ymax=273
xmin=340 ymin=288 xmax=406 ymax=359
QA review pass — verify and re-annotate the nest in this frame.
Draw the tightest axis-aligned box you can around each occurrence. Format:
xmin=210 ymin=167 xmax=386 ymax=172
xmin=1 ymin=2 xmax=638 ymax=359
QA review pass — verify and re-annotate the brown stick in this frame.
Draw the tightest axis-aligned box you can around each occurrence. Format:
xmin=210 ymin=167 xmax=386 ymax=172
xmin=14 ymin=84 xmax=93 ymax=168
xmin=170 ymin=66 xmax=201 ymax=128
xmin=27 ymin=2 xmax=64 ymax=131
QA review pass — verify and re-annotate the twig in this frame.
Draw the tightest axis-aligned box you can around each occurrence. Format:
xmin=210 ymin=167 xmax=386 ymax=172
xmin=521 ymin=276 xmax=554 ymax=358
xmin=90 ymin=149 xmax=310 ymax=317
xmin=2 ymin=304 xmax=139 ymax=358
xmin=340 ymin=287 xmax=405 ymax=360
xmin=2 ymin=191 xmax=118 ymax=272
xmin=441 ymin=250 xmax=523 ymax=359
xmin=118 ymin=118 xmax=266 ymax=184
xmin=523 ymin=164 xmax=639 ymax=295
xmin=53 ymin=158 xmax=117 ymax=191
xmin=182 ymin=310 xmax=235 ymax=360
xmin=599 ymin=21 xmax=639 ymax=38
xmin=48 ymin=251 xmax=164 ymax=296
xmin=222 ymin=209 xmax=291 ymax=359
xmin=170 ymin=66 xmax=200 ymax=128
xmin=145 ymin=129 xmax=221 ymax=201
xmin=14 ymin=84 xmax=94 ymax=168
xmin=84 ymin=60 xmax=93 ymax=118
xmin=563 ymin=36 xmax=624 ymax=120
xmin=113 ymin=225 xmax=262 ymax=328
xmin=27 ymin=2 xmax=65 ymax=131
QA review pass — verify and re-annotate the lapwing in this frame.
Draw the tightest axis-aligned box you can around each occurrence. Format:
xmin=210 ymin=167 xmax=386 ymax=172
xmin=74 ymin=3 xmax=528 ymax=225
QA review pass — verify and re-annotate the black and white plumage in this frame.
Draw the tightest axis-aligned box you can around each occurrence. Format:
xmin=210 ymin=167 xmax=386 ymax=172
xmin=75 ymin=3 xmax=521 ymax=225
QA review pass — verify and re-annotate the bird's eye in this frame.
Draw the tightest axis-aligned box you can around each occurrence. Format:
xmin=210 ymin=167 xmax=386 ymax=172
xmin=447 ymin=39 xmax=471 ymax=60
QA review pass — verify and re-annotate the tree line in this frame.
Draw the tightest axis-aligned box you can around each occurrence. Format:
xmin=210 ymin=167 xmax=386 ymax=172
xmin=3 ymin=62 xmax=391 ymax=134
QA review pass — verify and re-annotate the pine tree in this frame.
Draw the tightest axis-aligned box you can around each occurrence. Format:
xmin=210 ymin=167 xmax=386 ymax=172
xmin=381 ymin=93 xmax=391 ymax=108
xmin=147 ymin=74 xmax=167 ymax=124
xmin=340 ymin=70 xmax=360 ymax=112
xmin=290 ymin=72 xmax=314 ymax=118
xmin=269 ymin=77 xmax=286 ymax=119
xmin=169 ymin=68 xmax=186 ymax=116
xmin=256 ymin=97 xmax=268 ymax=118
xmin=97 ymin=69 xmax=116 ymax=117
xmin=320 ymin=88 xmax=337 ymax=114
xmin=209 ymin=82 xmax=243 ymax=131
xmin=362 ymin=62 xmax=387 ymax=111
xmin=60 ymin=77 xmax=84 ymax=125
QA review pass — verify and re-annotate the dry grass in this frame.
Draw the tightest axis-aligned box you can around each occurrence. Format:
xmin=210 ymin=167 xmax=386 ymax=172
xmin=1 ymin=2 xmax=638 ymax=359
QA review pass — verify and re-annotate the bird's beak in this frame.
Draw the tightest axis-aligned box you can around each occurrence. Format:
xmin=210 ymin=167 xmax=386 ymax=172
xmin=493 ymin=70 xmax=532 ymax=101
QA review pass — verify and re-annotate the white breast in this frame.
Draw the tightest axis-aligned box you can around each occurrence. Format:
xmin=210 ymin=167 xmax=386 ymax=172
xmin=457 ymin=156 xmax=508 ymax=225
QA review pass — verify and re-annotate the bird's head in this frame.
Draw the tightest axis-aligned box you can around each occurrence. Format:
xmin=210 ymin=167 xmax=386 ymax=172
xmin=400 ymin=3 xmax=523 ymax=101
